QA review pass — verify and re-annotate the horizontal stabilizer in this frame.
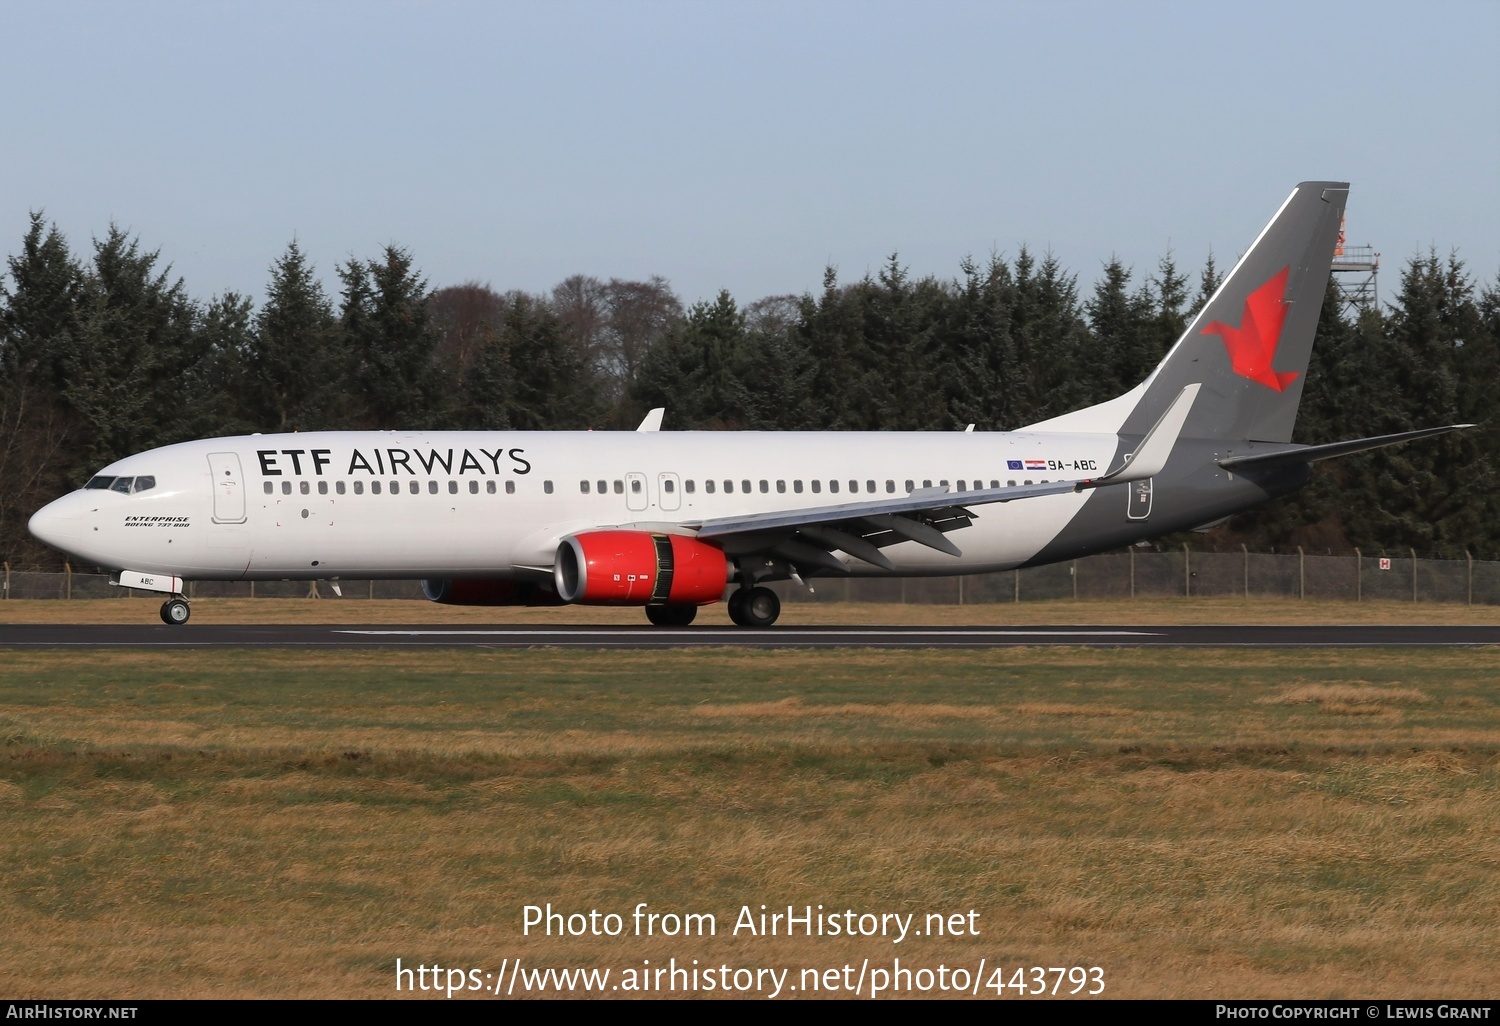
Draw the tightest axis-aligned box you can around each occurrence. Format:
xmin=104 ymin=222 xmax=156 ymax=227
xmin=1217 ymin=424 xmax=1473 ymax=470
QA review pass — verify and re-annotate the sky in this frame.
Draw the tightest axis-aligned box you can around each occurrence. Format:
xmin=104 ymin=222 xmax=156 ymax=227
xmin=2 ymin=0 xmax=1497 ymax=311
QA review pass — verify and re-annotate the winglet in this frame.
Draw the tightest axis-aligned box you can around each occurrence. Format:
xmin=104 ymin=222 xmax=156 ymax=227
xmin=1078 ymin=383 xmax=1199 ymax=490
xmin=636 ymin=408 xmax=665 ymax=432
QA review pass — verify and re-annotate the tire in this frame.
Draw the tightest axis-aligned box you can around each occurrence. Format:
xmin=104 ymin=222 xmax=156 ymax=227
xmin=645 ymin=604 xmax=697 ymax=627
xmin=160 ymin=598 xmax=191 ymax=625
xmin=727 ymin=589 xmax=749 ymax=626
xmin=738 ymin=586 xmax=780 ymax=628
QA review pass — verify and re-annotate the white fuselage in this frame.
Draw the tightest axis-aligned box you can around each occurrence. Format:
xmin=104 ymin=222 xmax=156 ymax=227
xmin=30 ymin=429 xmax=1123 ymax=581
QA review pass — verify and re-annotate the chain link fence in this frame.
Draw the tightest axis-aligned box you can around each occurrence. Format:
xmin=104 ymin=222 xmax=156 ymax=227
xmin=5 ymin=549 xmax=1498 ymax=605
xmin=766 ymin=549 xmax=1499 ymax=605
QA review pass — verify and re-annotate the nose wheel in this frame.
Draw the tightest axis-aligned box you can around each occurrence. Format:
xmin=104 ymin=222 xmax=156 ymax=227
xmin=160 ymin=597 xmax=191 ymax=625
xmin=727 ymin=586 xmax=780 ymax=628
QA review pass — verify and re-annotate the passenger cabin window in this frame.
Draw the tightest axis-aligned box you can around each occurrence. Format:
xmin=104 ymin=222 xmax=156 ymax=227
xmin=392 ymin=481 xmax=400 ymax=494
xmin=866 ymin=480 xmax=875 ymax=493
xmin=318 ymin=481 xmax=328 ymax=495
xmin=905 ymin=480 xmax=914 ymax=492
xmin=407 ymin=481 xmax=418 ymax=494
xmin=505 ymin=481 xmax=515 ymax=494
xmin=664 ymin=480 xmax=675 ymax=493
xmin=282 ymin=481 xmax=292 ymax=495
xmin=427 ymin=481 xmax=437 ymax=494
xmin=263 ymin=481 xmax=273 ymax=495
xmin=829 ymin=480 xmax=839 ymax=494
xmin=793 ymin=480 xmax=803 ymax=493
xmin=886 ymin=480 xmax=895 ymax=493
xmin=448 ymin=481 xmax=457 ymax=494
xmin=484 ymin=481 xmax=495 ymax=494
xmin=354 ymin=481 xmax=364 ymax=494
xmin=630 ymin=480 xmax=641 ymax=494
xmin=759 ymin=480 xmax=768 ymax=493
xmin=685 ymin=480 xmax=695 ymax=494
xmin=544 ymin=481 xmax=554 ymax=494
xmin=922 ymin=480 xmax=932 ymax=489
xmin=776 ymin=480 xmax=785 ymax=493
xmin=723 ymin=481 xmax=733 ymax=493
xmin=705 ymin=480 xmax=716 ymax=494
xmin=337 ymin=481 xmax=347 ymax=495
xmin=580 ymin=480 xmax=591 ymax=494
xmin=811 ymin=480 xmax=821 ymax=493
xmin=849 ymin=480 xmax=858 ymax=493
xmin=597 ymin=480 xmax=607 ymax=494
xmin=372 ymin=481 xmax=382 ymax=495
xmin=742 ymin=480 xmax=751 ymax=493
xmin=469 ymin=480 xmax=478 ymax=494
xmin=300 ymin=481 xmax=310 ymax=495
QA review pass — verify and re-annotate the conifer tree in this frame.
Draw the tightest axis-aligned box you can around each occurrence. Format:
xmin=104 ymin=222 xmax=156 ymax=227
xmin=62 ymin=225 xmax=198 ymax=475
xmin=344 ymin=246 xmax=443 ymax=429
xmin=248 ymin=241 xmax=343 ymax=431
xmin=0 ymin=213 xmax=84 ymax=562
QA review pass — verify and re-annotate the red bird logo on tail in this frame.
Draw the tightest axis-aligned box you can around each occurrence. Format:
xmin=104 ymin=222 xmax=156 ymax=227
xmin=1200 ymin=266 xmax=1298 ymax=392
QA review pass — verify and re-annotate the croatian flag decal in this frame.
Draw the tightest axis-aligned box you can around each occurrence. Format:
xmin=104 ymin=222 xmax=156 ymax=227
xmin=1024 ymin=459 xmax=1047 ymax=471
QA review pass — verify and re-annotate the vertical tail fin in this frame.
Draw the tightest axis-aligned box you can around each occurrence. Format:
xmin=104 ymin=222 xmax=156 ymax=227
xmin=1027 ymin=181 xmax=1348 ymax=443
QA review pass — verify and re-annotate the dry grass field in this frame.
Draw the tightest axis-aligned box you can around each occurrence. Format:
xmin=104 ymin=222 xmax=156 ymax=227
xmin=2 ymin=594 xmax=1498 ymax=625
xmin=2 ymin=643 xmax=1497 ymax=999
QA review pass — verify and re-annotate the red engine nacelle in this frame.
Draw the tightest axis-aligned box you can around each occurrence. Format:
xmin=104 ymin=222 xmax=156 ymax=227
xmin=421 ymin=579 xmax=564 ymax=606
xmin=554 ymin=531 xmax=729 ymax=605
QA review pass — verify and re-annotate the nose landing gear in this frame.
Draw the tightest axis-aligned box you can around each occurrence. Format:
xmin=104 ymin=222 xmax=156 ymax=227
xmin=160 ymin=597 xmax=191 ymax=625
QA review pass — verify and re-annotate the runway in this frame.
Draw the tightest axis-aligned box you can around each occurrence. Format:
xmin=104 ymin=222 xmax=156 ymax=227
xmin=2 ymin=623 xmax=1499 ymax=648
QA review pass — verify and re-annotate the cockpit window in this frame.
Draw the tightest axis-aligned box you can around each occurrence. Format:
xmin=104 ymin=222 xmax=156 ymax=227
xmin=86 ymin=474 xmax=155 ymax=493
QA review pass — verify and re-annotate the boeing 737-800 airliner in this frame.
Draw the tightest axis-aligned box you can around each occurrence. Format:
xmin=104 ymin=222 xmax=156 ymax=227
xmin=27 ymin=182 xmax=1465 ymax=626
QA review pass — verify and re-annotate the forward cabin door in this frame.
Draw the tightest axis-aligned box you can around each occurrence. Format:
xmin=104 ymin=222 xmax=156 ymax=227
xmin=208 ymin=452 xmax=247 ymax=524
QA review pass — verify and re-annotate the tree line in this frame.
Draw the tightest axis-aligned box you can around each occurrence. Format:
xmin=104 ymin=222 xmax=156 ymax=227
xmin=2 ymin=211 xmax=1496 ymax=567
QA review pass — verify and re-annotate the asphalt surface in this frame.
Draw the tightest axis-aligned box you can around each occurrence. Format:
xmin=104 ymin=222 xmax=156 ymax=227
xmin=1 ymin=623 xmax=1498 ymax=648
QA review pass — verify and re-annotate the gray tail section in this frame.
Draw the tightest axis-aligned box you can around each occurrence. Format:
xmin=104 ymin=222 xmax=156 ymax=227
xmin=1026 ymin=181 xmax=1348 ymax=444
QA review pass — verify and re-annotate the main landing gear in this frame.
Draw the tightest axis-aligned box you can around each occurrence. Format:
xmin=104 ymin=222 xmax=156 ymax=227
xmin=645 ymin=604 xmax=698 ymax=627
xmin=727 ymin=586 xmax=780 ymax=628
xmin=159 ymin=596 xmax=190 ymax=625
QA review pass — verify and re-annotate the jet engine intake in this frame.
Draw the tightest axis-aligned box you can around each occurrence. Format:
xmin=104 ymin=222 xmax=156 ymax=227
xmin=554 ymin=531 xmax=729 ymax=605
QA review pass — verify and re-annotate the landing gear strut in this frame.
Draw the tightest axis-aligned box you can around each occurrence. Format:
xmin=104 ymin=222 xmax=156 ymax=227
xmin=645 ymin=604 xmax=697 ymax=627
xmin=727 ymin=586 xmax=780 ymax=628
xmin=159 ymin=596 xmax=191 ymax=625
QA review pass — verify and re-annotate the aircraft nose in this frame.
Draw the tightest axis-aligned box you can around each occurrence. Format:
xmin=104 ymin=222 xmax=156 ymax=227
xmin=29 ymin=500 xmax=82 ymax=549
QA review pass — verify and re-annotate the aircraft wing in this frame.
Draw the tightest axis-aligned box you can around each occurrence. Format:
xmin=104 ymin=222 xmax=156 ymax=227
xmin=680 ymin=385 xmax=1200 ymax=571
